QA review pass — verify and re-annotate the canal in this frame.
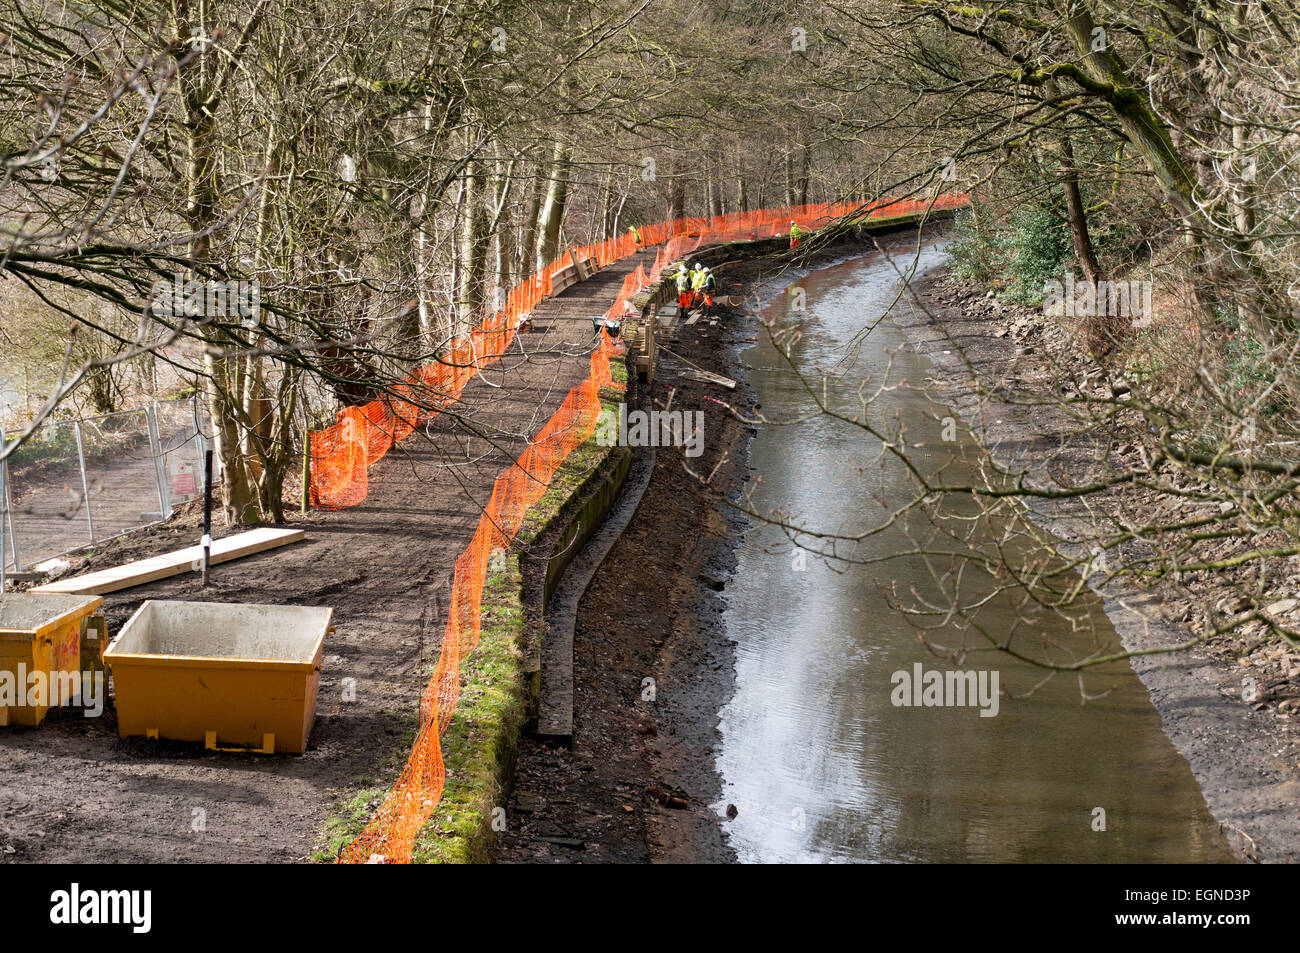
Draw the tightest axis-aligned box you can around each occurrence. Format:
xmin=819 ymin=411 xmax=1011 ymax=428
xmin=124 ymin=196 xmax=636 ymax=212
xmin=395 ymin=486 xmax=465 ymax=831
xmin=714 ymin=240 xmax=1232 ymax=863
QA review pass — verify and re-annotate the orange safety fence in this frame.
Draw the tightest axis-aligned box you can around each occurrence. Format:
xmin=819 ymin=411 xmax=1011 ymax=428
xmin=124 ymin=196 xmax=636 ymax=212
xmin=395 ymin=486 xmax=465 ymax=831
xmin=337 ymin=329 xmax=625 ymax=864
xmin=309 ymin=194 xmax=967 ymax=510
xmin=325 ymin=193 xmax=967 ymax=863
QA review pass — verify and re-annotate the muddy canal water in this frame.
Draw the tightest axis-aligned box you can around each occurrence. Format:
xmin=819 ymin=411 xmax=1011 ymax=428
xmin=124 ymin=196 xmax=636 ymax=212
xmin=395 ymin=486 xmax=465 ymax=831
xmin=714 ymin=241 xmax=1233 ymax=862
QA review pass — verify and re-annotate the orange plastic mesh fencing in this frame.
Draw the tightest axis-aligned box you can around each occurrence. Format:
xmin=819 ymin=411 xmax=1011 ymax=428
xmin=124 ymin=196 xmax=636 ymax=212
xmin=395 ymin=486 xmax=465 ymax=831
xmin=308 ymin=407 xmax=371 ymax=510
xmin=321 ymin=195 xmax=966 ymax=860
xmin=336 ymin=330 xmax=622 ymax=864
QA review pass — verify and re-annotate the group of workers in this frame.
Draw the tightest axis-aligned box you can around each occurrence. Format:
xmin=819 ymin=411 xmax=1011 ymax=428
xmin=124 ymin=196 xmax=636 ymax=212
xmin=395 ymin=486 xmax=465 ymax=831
xmin=675 ymin=262 xmax=717 ymax=312
xmin=655 ymin=217 xmax=808 ymax=315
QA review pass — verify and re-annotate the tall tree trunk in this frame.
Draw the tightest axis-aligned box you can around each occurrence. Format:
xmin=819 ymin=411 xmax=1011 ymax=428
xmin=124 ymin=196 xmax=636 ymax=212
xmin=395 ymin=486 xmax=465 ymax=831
xmin=518 ymin=163 xmax=543 ymax=278
xmin=1227 ymin=4 xmax=1256 ymax=242
xmin=415 ymin=98 xmax=437 ymax=351
xmin=486 ymin=156 xmax=516 ymax=312
xmin=708 ymin=164 xmax=723 ymax=218
xmin=667 ymin=160 xmax=685 ymax=221
xmin=1043 ymin=75 xmax=1109 ymax=354
xmin=1057 ymin=132 xmax=1102 ymax=285
xmin=535 ymin=140 xmax=570 ymax=271
xmin=797 ymin=142 xmax=810 ymax=206
xmin=494 ymin=232 xmax=510 ymax=312
xmin=457 ymin=157 xmax=487 ymax=332
xmin=596 ymin=172 xmax=612 ymax=242
xmin=173 ymin=3 xmax=261 ymax=525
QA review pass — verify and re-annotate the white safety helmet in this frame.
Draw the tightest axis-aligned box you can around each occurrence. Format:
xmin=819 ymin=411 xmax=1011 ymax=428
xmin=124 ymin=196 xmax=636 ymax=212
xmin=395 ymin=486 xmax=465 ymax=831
xmin=703 ymin=266 xmax=711 ymax=273
xmin=693 ymin=262 xmax=703 ymax=270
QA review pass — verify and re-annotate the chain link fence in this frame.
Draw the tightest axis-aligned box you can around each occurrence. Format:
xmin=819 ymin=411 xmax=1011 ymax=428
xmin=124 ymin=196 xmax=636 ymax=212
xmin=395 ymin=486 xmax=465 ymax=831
xmin=1 ymin=396 xmax=209 ymax=576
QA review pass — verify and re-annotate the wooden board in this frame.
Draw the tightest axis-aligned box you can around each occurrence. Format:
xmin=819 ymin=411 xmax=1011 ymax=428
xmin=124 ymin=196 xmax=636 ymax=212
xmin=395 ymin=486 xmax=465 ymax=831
xmin=684 ymin=369 xmax=737 ymax=389
xmin=551 ymin=260 xmax=589 ymax=295
xmin=658 ymin=345 xmax=737 ymax=389
xmin=31 ymin=528 xmax=306 ymax=596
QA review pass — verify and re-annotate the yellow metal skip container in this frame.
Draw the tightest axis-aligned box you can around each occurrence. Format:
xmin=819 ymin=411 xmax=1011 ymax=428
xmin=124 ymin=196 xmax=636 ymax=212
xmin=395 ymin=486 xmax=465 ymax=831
xmin=0 ymin=593 xmax=105 ymax=726
xmin=104 ymin=600 xmax=331 ymax=754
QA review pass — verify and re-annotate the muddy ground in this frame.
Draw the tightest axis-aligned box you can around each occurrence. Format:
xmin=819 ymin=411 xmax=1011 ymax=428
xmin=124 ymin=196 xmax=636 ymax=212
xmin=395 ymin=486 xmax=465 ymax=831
xmin=496 ymin=303 xmax=751 ymax=863
xmin=496 ymin=238 xmax=890 ymax=864
xmin=894 ymin=265 xmax=1300 ymax=863
xmin=0 ymin=248 xmax=662 ymax=863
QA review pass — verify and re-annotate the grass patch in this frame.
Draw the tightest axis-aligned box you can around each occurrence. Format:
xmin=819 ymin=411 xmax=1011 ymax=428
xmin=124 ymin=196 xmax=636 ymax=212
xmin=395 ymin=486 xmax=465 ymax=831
xmin=412 ymin=556 xmax=527 ymax=864
xmin=519 ymin=426 xmax=614 ymax=541
xmin=311 ymin=706 xmax=419 ymax=862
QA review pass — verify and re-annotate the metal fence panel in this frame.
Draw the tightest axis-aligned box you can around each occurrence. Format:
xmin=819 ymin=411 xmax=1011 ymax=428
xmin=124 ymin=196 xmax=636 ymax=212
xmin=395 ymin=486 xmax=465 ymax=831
xmin=1 ymin=396 xmax=208 ymax=572
xmin=153 ymin=398 xmax=208 ymax=511
xmin=5 ymin=418 xmax=94 ymax=570
xmin=0 ymin=425 xmax=17 ymax=579
xmin=80 ymin=408 xmax=160 ymax=541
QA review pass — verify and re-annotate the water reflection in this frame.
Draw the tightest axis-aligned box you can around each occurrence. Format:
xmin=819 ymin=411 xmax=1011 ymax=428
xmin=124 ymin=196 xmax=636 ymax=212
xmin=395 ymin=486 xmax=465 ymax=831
xmin=714 ymin=242 xmax=1232 ymax=863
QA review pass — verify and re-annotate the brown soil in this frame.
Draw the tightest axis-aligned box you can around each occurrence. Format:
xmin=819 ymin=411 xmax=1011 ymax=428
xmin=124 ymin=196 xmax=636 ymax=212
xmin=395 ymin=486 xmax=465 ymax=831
xmin=0 ymin=249 xmax=662 ymax=863
xmin=495 ymin=301 xmax=753 ymax=862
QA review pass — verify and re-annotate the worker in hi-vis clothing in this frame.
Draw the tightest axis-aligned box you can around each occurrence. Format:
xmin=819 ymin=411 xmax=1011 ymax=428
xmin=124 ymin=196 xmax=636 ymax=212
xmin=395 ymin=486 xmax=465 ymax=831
xmin=702 ymin=266 xmax=717 ymax=311
xmin=689 ymin=262 xmax=706 ymax=307
xmin=629 ymin=225 xmax=642 ymax=248
xmin=675 ymin=263 xmax=691 ymax=309
xmin=789 ymin=220 xmax=803 ymax=249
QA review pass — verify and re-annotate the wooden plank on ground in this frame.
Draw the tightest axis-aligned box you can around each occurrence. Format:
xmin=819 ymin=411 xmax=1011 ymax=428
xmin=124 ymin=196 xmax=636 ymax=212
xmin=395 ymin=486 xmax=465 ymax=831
xmin=684 ymin=369 xmax=737 ymax=389
xmin=31 ymin=528 xmax=305 ymax=595
xmin=659 ymin=345 xmax=737 ymax=389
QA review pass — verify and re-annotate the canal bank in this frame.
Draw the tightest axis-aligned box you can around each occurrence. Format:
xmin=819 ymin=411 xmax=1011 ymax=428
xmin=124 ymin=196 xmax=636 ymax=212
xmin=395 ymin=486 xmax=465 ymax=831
xmin=495 ymin=300 xmax=754 ymax=863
